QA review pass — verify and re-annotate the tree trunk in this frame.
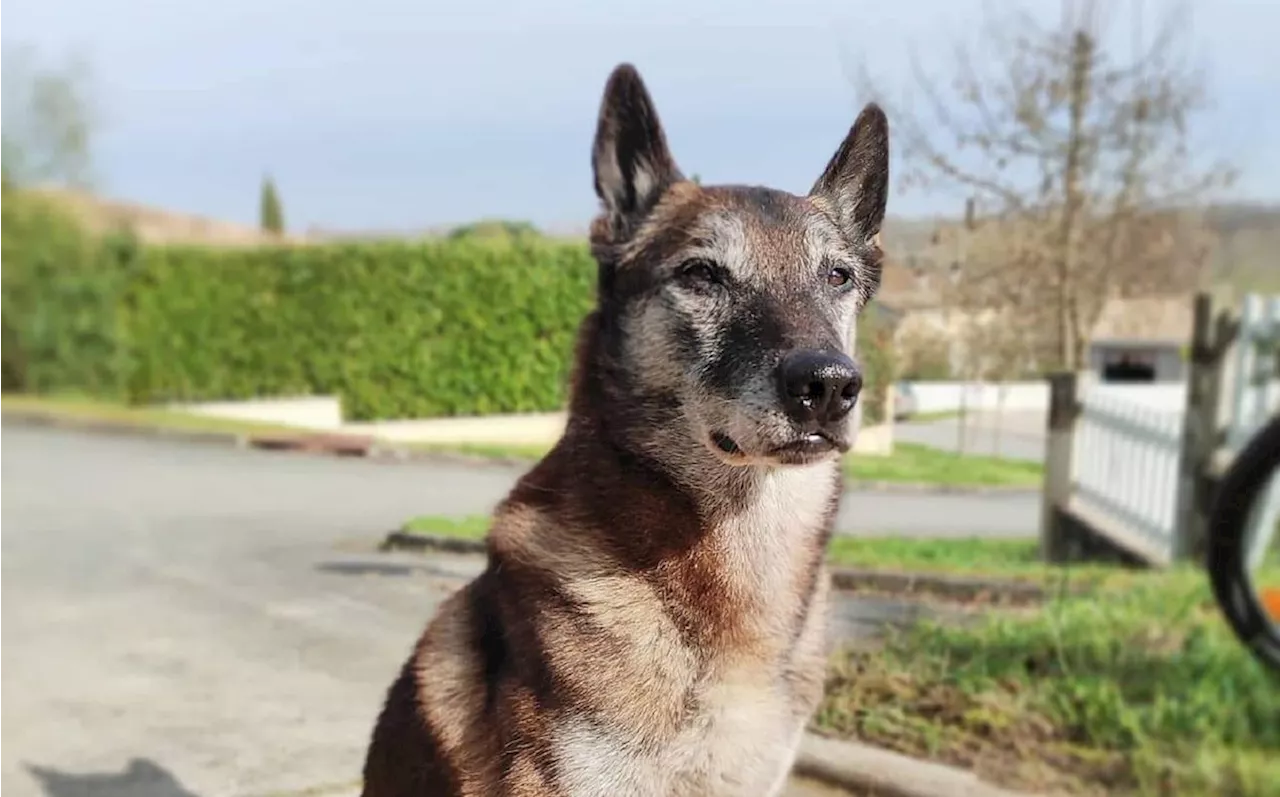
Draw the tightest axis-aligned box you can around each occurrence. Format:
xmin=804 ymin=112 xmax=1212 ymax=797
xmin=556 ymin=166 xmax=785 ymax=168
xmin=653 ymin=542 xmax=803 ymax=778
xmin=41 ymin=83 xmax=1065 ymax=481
xmin=1056 ymin=30 xmax=1094 ymax=373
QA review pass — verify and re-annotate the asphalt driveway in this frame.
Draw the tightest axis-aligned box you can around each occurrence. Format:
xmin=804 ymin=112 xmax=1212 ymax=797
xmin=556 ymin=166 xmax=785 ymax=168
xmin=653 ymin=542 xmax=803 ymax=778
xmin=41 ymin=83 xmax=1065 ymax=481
xmin=1 ymin=423 xmax=1033 ymax=796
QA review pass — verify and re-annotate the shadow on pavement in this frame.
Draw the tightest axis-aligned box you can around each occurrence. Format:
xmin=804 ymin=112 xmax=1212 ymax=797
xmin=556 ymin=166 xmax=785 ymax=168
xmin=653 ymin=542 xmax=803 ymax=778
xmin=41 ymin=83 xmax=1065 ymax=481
xmin=317 ymin=561 xmax=418 ymax=577
xmin=24 ymin=759 xmax=201 ymax=797
xmin=316 ymin=557 xmax=478 ymax=583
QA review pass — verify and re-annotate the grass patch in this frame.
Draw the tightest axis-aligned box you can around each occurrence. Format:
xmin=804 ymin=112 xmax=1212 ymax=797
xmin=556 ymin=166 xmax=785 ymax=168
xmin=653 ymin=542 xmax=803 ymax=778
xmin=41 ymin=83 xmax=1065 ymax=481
xmin=816 ymin=567 xmax=1280 ymax=796
xmin=402 ymin=441 xmax=553 ymax=461
xmin=401 ymin=515 xmax=492 ymax=540
xmin=1 ymin=393 xmax=300 ymax=437
xmin=844 ymin=442 xmax=1042 ymax=488
xmin=901 ymin=409 xmax=963 ymax=422
xmin=827 ymin=536 xmax=1039 ymax=573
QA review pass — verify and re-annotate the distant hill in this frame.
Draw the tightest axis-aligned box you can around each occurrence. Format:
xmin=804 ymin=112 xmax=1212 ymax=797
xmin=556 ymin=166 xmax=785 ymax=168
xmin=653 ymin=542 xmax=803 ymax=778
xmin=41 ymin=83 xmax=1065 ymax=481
xmin=879 ymin=203 xmax=1280 ymax=296
xmin=1202 ymin=203 xmax=1280 ymax=292
xmin=27 ymin=186 xmax=311 ymax=247
xmin=22 ymin=187 xmax=1280 ymax=293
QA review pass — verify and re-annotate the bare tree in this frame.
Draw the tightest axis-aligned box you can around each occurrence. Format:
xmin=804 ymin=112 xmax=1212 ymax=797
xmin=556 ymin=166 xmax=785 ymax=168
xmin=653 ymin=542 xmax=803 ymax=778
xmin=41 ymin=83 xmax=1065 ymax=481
xmin=2 ymin=44 xmax=98 ymax=189
xmin=854 ymin=0 xmax=1230 ymax=370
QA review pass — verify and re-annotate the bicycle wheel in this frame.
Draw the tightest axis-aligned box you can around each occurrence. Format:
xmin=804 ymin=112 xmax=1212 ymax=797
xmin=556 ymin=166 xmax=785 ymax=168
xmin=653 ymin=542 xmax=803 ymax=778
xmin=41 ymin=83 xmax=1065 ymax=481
xmin=1206 ymin=411 xmax=1280 ymax=673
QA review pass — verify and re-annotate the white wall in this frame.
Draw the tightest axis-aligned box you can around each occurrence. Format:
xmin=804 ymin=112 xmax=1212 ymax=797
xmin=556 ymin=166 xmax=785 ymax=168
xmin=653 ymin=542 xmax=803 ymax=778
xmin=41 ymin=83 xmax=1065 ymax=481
xmin=903 ymin=381 xmax=1050 ymax=414
xmin=1082 ymin=381 xmax=1188 ymax=412
xmin=168 ymin=395 xmax=344 ymax=430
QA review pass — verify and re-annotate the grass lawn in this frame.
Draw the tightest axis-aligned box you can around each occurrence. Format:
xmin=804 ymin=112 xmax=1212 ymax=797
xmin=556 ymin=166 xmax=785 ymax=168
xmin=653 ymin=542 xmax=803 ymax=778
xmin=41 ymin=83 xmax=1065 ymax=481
xmin=816 ymin=568 xmax=1280 ymax=796
xmin=4 ymin=394 xmax=1042 ymax=488
xmin=842 ymin=442 xmax=1042 ymax=488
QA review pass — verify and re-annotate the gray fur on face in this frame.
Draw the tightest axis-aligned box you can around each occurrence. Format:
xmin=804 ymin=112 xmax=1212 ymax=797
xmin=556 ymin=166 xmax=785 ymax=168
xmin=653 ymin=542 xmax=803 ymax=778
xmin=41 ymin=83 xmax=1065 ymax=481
xmin=589 ymin=68 xmax=889 ymax=475
xmin=617 ymin=190 xmax=871 ymax=468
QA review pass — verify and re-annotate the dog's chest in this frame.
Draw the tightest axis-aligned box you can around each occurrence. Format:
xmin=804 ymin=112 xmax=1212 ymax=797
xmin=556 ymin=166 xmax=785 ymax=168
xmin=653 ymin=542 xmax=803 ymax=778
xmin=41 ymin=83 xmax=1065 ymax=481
xmin=552 ymin=669 xmax=803 ymax=797
xmin=665 ymin=674 xmax=806 ymax=796
xmin=546 ymin=464 xmax=837 ymax=796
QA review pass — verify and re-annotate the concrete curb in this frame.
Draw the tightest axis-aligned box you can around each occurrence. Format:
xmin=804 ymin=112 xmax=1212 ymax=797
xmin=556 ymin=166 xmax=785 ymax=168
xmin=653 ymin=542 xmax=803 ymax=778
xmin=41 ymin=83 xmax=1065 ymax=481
xmin=364 ymin=442 xmax=537 ymax=470
xmin=381 ymin=530 xmax=487 ymax=555
xmin=829 ymin=567 xmax=1049 ymax=605
xmin=246 ymin=431 xmax=378 ymax=457
xmin=795 ymin=732 xmax=1041 ymax=797
xmin=381 ymin=531 xmax=1057 ymax=604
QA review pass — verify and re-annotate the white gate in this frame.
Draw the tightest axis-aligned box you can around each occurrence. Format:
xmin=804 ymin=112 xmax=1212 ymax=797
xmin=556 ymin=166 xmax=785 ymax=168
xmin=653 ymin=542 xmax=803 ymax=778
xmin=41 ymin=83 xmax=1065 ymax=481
xmin=1069 ymin=384 xmax=1186 ymax=564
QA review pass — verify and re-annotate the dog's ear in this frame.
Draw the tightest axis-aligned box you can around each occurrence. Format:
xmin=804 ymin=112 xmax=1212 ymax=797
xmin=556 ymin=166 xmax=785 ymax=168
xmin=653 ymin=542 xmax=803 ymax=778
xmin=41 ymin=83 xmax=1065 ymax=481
xmin=810 ymin=103 xmax=889 ymax=247
xmin=592 ymin=63 xmax=683 ymax=236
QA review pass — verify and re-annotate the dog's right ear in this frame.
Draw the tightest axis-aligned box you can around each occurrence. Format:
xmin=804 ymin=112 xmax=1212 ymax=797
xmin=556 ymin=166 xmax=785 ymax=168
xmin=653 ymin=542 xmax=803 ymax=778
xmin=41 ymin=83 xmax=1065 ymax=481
xmin=592 ymin=64 xmax=683 ymax=237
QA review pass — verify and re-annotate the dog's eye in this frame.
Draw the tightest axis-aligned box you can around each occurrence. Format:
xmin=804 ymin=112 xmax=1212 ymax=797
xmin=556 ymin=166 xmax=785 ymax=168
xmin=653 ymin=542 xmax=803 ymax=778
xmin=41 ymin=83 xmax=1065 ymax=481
xmin=826 ymin=266 xmax=854 ymax=288
xmin=677 ymin=259 xmax=721 ymax=287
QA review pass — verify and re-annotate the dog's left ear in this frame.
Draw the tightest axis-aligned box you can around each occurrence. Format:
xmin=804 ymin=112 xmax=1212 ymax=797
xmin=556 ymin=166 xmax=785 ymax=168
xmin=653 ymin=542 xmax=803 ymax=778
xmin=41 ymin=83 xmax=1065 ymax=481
xmin=810 ymin=103 xmax=889 ymax=247
xmin=592 ymin=63 xmax=683 ymax=236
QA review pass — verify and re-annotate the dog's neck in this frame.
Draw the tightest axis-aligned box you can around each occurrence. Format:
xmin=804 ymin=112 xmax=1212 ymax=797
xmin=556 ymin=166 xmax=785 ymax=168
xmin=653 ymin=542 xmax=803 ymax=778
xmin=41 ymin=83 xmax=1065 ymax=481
xmin=498 ymin=324 xmax=842 ymax=651
xmin=514 ymin=409 xmax=839 ymax=653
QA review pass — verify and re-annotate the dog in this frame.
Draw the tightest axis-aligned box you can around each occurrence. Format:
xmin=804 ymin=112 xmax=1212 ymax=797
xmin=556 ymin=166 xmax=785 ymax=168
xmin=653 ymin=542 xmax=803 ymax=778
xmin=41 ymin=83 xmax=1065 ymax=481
xmin=361 ymin=62 xmax=889 ymax=797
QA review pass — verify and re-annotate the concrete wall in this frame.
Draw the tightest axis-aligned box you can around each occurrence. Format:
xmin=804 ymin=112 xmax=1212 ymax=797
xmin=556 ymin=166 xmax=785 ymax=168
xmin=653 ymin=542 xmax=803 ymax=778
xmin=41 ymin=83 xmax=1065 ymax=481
xmin=902 ymin=381 xmax=1050 ymax=414
xmin=1081 ymin=381 xmax=1188 ymax=411
xmin=168 ymin=396 xmax=344 ymax=430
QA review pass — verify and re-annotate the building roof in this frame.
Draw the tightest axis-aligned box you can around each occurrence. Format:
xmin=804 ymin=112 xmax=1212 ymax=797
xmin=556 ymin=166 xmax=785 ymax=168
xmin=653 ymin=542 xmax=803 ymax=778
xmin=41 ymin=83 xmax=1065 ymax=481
xmin=1090 ymin=295 xmax=1194 ymax=346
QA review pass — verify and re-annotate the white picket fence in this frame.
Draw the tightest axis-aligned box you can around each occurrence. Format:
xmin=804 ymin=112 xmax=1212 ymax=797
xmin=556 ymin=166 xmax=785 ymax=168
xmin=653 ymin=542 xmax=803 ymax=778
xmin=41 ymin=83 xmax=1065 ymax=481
xmin=1066 ymin=293 xmax=1280 ymax=566
xmin=1070 ymin=384 xmax=1187 ymax=563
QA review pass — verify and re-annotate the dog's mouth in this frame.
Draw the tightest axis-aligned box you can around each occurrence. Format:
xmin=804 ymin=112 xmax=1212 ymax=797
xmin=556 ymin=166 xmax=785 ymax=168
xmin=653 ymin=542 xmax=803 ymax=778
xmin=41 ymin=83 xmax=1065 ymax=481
xmin=768 ymin=432 xmax=848 ymax=464
xmin=708 ymin=430 xmax=847 ymax=466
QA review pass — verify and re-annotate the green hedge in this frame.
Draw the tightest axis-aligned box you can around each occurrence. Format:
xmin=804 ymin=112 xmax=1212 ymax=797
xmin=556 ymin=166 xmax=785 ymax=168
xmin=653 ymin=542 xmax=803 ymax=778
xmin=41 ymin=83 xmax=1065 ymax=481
xmin=1 ymin=187 xmax=133 ymax=397
xmin=2 ymin=188 xmax=895 ymax=424
xmin=121 ymin=238 xmax=597 ymax=419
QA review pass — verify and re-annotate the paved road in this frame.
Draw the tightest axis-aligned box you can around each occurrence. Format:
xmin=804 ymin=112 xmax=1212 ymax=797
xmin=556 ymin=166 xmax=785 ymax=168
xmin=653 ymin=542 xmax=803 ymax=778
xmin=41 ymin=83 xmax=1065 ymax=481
xmin=1 ymin=424 xmax=1022 ymax=797
xmin=895 ymin=409 xmax=1047 ymax=463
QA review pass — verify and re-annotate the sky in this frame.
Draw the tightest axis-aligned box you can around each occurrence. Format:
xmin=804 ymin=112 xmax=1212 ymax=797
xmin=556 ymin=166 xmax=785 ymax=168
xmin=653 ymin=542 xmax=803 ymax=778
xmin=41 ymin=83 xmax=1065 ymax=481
xmin=4 ymin=0 xmax=1278 ymax=234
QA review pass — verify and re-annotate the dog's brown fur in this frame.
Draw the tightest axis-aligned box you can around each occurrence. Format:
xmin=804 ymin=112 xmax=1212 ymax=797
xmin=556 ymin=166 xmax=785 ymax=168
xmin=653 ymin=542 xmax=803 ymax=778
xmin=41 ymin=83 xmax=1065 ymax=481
xmin=361 ymin=63 xmax=889 ymax=797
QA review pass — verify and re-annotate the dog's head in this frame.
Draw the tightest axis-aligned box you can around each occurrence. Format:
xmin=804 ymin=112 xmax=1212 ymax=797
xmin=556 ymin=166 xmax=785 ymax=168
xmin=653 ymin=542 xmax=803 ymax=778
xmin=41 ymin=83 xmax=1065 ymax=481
xmin=582 ymin=63 xmax=888 ymax=470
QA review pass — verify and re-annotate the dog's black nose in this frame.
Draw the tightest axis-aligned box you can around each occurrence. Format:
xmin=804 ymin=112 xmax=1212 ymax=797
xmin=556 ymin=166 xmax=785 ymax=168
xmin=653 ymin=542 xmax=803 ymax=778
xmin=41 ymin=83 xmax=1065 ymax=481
xmin=778 ymin=349 xmax=862 ymax=426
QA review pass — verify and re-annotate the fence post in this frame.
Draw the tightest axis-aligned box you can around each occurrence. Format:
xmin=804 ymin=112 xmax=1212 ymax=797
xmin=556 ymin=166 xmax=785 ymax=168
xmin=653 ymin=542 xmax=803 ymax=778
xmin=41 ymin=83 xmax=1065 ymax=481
xmin=1174 ymin=292 xmax=1234 ymax=563
xmin=1040 ymin=371 xmax=1080 ymax=564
